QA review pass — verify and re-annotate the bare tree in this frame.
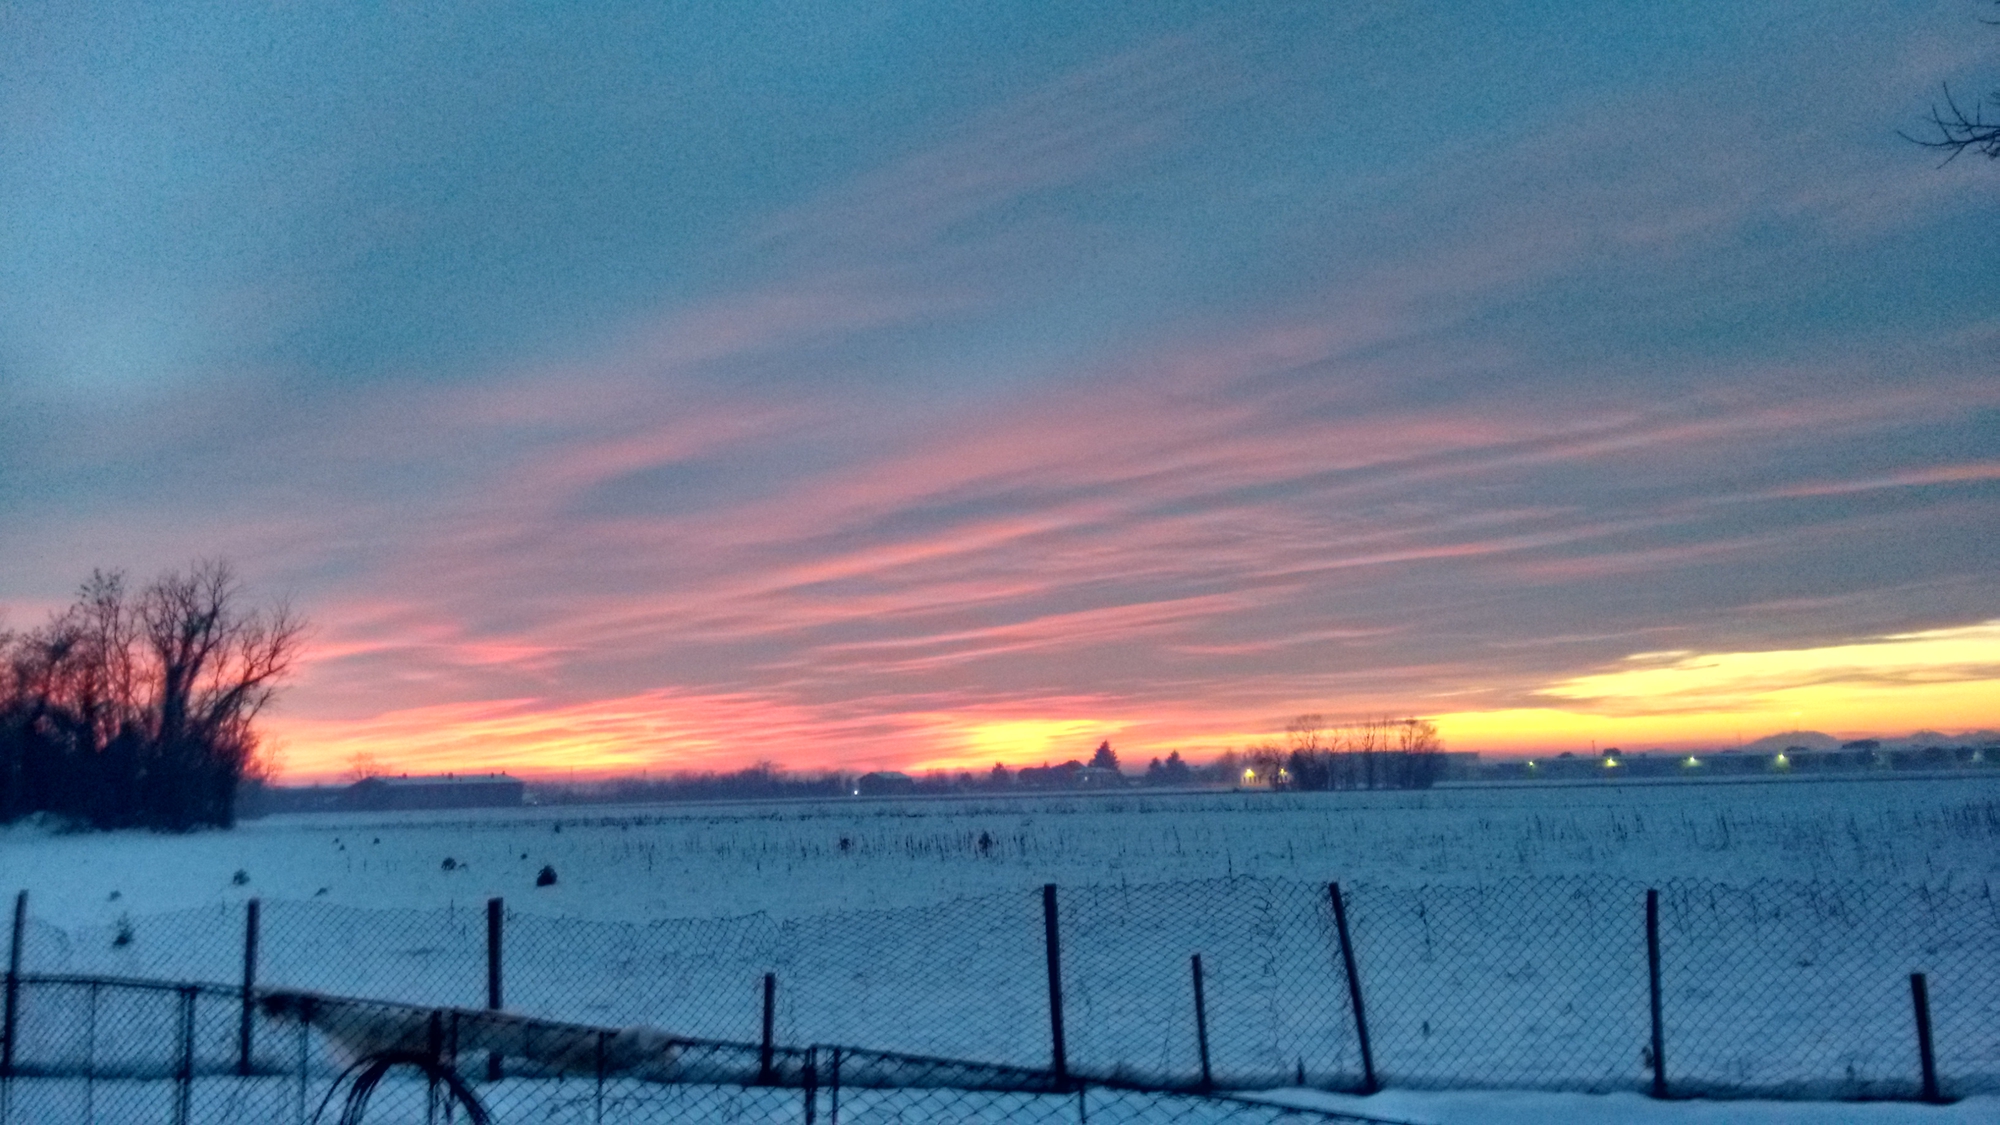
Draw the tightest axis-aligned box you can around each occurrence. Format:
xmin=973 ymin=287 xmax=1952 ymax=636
xmin=0 ymin=560 xmax=306 ymax=828
xmin=137 ymin=561 xmax=305 ymax=826
xmin=1285 ymin=713 xmax=1327 ymax=754
xmin=140 ymin=561 xmax=300 ymax=749
xmin=1395 ymin=717 xmax=1439 ymax=751
xmin=1392 ymin=717 xmax=1444 ymax=788
xmin=1275 ymin=714 xmax=1446 ymax=791
xmin=1906 ymin=4 xmax=2000 ymax=162
xmin=1351 ymin=717 xmax=1387 ymax=790
xmin=1245 ymin=742 xmax=1286 ymax=786
xmin=1908 ymin=85 xmax=2000 ymax=162
xmin=1281 ymin=714 xmax=1329 ymax=788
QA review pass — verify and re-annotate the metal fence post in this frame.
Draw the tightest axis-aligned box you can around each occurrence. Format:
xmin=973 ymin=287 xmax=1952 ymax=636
xmin=174 ymin=985 xmax=196 ymax=1125
xmin=3 ymin=890 xmax=22 ymax=1081
xmin=803 ymin=1044 xmax=818 ymax=1125
xmin=427 ymin=1010 xmax=445 ymax=1122
xmin=240 ymin=898 xmax=260 ymax=1076
xmin=1911 ymin=973 xmax=1941 ymax=1103
xmin=1647 ymin=889 xmax=1666 ymax=1099
xmin=594 ymin=1030 xmax=608 ymax=1125
xmin=1328 ymin=883 xmax=1376 ymax=1094
xmin=1190 ymin=954 xmax=1212 ymax=1091
xmin=829 ymin=1046 xmax=842 ymax=1125
xmin=760 ymin=972 xmax=777 ymax=1084
xmin=486 ymin=897 xmax=503 ymax=1081
xmin=486 ymin=897 xmax=504 ymax=1008
xmin=1043 ymin=883 xmax=1069 ymax=1084
xmin=84 ymin=981 xmax=99 ymax=1122
xmin=295 ymin=1004 xmax=310 ymax=1125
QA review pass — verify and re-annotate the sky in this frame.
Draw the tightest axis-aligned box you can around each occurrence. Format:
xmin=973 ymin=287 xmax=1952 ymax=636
xmin=3 ymin=1 xmax=1997 ymax=782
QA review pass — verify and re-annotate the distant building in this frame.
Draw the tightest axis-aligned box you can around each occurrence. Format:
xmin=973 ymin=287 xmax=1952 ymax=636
xmin=344 ymin=773 xmax=525 ymax=811
xmin=854 ymin=771 xmax=916 ymax=797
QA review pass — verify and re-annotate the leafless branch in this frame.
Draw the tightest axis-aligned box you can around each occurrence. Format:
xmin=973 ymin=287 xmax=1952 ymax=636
xmin=1902 ymin=82 xmax=2000 ymax=164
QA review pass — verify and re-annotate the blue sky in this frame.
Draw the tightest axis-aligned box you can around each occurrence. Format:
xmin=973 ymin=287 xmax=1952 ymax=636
xmin=3 ymin=1 xmax=1997 ymax=777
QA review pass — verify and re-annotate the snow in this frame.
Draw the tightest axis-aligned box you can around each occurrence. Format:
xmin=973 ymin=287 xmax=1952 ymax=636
xmin=3 ymin=777 xmax=1997 ymax=1114
xmin=6 ymin=777 xmax=1997 ymax=930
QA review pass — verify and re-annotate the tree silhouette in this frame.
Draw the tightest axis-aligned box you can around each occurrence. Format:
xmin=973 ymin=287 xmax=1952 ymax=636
xmin=1276 ymin=715 xmax=1445 ymax=791
xmin=1910 ymin=85 xmax=2000 ymax=161
xmin=1 ymin=561 xmax=305 ymax=828
xmin=1088 ymin=739 xmax=1119 ymax=771
xmin=1906 ymin=4 xmax=2000 ymax=162
xmin=1285 ymin=713 xmax=1327 ymax=754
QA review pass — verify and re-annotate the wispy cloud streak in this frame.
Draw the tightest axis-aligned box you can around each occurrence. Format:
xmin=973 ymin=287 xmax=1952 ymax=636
xmin=5 ymin=3 xmax=1996 ymax=775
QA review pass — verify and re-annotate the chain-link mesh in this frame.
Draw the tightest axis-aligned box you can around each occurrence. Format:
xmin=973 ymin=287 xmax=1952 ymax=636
xmin=1342 ymin=878 xmax=1651 ymax=1092
xmin=1656 ymin=879 xmax=2000 ymax=1099
xmin=25 ymin=904 xmax=247 ymax=984
xmin=10 ymin=874 xmax=1998 ymax=1102
xmin=507 ymin=909 xmax=785 ymax=1042
xmin=1059 ymin=879 xmax=1360 ymax=1088
xmin=0 ymin=977 xmax=1406 ymax=1125
xmin=775 ymin=889 xmax=1047 ymax=1066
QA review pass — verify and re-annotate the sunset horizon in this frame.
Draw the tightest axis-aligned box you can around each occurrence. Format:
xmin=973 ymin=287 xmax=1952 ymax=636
xmin=7 ymin=1 xmax=1996 ymax=790
xmin=255 ymin=616 xmax=2000 ymax=784
xmin=6 ymin=8 xmax=1999 ymax=1117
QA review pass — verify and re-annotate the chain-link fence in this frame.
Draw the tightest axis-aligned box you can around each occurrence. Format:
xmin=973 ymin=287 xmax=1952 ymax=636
xmin=0 ymin=975 xmax=1405 ymax=1125
xmin=10 ymin=875 xmax=1998 ymax=1102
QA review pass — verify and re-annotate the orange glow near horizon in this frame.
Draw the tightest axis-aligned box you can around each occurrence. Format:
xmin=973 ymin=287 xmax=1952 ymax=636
xmin=265 ymin=693 xmax=1146 ymax=783
xmin=1434 ymin=621 xmax=2000 ymax=752
xmin=908 ymin=718 xmax=1130 ymax=774
xmin=264 ymin=621 xmax=2000 ymax=782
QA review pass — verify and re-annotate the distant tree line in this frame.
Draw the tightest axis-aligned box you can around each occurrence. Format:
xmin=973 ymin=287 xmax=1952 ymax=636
xmin=537 ymin=750 xmax=1220 ymax=806
xmin=0 ymin=562 xmax=304 ymax=830
xmin=583 ymin=762 xmax=853 ymax=804
xmin=532 ymin=726 xmax=1447 ymax=808
xmin=985 ymin=742 xmax=1227 ymax=789
xmin=1251 ymin=715 xmax=1446 ymax=791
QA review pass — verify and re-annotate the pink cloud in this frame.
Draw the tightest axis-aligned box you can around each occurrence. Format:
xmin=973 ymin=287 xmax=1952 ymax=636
xmin=16 ymin=13 xmax=1997 ymax=780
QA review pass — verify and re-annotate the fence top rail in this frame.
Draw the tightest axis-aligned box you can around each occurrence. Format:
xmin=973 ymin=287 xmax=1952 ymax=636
xmin=15 ymin=970 xmax=213 ymax=996
xmin=1 ymin=972 xmax=1412 ymax=1125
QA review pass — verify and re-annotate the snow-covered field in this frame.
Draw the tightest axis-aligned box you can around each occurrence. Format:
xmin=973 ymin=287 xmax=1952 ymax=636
xmin=8 ymin=776 xmax=1998 ymax=929
xmin=4 ymin=777 xmax=1998 ymax=1122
